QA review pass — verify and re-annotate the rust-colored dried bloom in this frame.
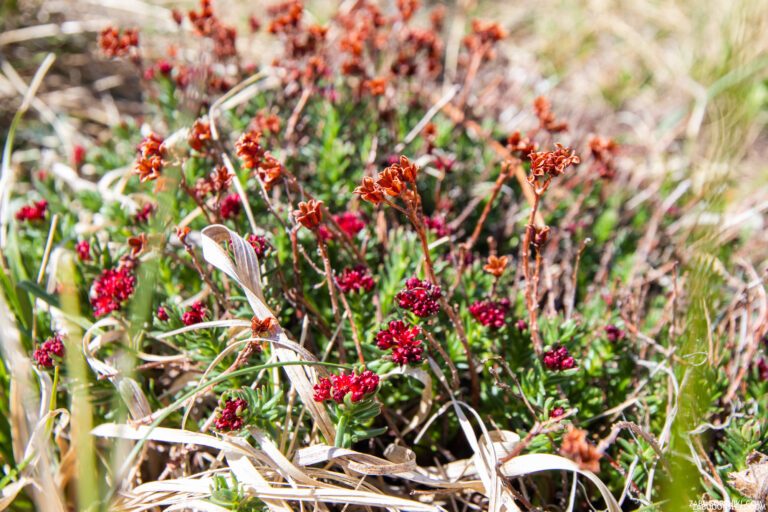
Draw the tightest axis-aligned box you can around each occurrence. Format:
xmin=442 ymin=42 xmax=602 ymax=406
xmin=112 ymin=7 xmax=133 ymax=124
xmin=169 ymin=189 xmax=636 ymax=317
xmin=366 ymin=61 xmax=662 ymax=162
xmin=134 ymin=133 xmax=165 ymax=182
xmin=560 ymin=426 xmax=602 ymax=472
xmin=293 ymin=199 xmax=323 ymax=230
xmin=530 ymin=225 xmax=550 ymax=248
xmin=395 ymin=155 xmax=419 ymax=183
xmin=533 ymin=96 xmax=568 ymax=133
xmin=507 ymin=131 xmax=537 ymax=159
xmin=188 ymin=118 xmax=212 ymax=152
xmin=364 ymin=77 xmax=388 ymax=96
xmin=256 ymin=153 xmax=284 ymax=190
xmin=483 ymin=255 xmax=508 ymax=278
xmin=99 ymin=26 xmax=139 ymax=58
xmin=176 ymin=226 xmax=191 ymax=243
xmin=235 ymin=130 xmax=265 ymax=169
xmin=528 ymin=144 xmax=580 ymax=184
xmin=128 ymin=233 xmax=147 ymax=257
xmin=354 ymin=177 xmax=384 ymax=205
xmin=588 ymin=135 xmax=619 ymax=180
xmin=397 ymin=0 xmax=420 ymax=21
xmin=464 ymin=20 xmax=506 ymax=52
xmin=251 ymin=316 xmax=277 ymax=337
xmin=377 ymin=167 xmax=407 ymax=197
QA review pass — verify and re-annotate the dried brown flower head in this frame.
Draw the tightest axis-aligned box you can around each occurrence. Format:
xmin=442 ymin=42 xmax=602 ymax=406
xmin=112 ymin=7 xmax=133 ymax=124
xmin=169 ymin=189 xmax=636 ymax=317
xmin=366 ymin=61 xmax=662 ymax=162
xmin=294 ymin=199 xmax=323 ymax=230
xmin=528 ymin=144 xmax=580 ymax=186
xmin=134 ymin=133 xmax=165 ymax=182
xmin=364 ymin=77 xmax=388 ymax=97
xmin=483 ymin=255 xmax=508 ymax=277
xmin=588 ymin=135 xmax=619 ymax=180
xmin=128 ymin=233 xmax=147 ymax=256
xmin=189 ymin=118 xmax=212 ymax=152
xmin=377 ymin=167 xmax=407 ymax=197
xmin=533 ymin=96 xmax=568 ymax=133
xmin=251 ymin=316 xmax=277 ymax=337
xmin=235 ymin=130 xmax=266 ymax=169
xmin=354 ymin=177 xmax=384 ymax=205
xmin=507 ymin=131 xmax=537 ymax=159
xmin=560 ymin=426 xmax=602 ymax=473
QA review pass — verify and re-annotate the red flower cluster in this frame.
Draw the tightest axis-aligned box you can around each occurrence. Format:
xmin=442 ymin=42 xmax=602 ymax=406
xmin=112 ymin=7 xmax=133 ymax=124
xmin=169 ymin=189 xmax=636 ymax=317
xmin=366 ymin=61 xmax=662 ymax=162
xmin=376 ymin=320 xmax=424 ymax=366
xmin=757 ymin=359 xmax=768 ymax=381
xmin=550 ymin=406 xmax=565 ymax=419
xmin=543 ymin=345 xmax=576 ymax=371
xmin=91 ymin=264 xmax=136 ymax=317
xmin=188 ymin=0 xmax=238 ymax=59
xmin=424 ymin=215 xmax=450 ymax=237
xmin=188 ymin=118 xmax=212 ymax=152
xmin=469 ymin=298 xmax=511 ymax=329
xmin=336 ymin=266 xmax=375 ymax=294
xmin=182 ymin=301 xmax=207 ymax=326
xmin=33 ymin=334 xmax=65 ymax=368
xmin=156 ymin=306 xmax=169 ymax=321
xmin=15 ymin=200 xmax=47 ymax=222
xmin=354 ymin=155 xmax=419 ymax=205
xmin=134 ymin=133 xmax=165 ymax=182
xmin=396 ymin=277 xmax=441 ymax=317
xmin=247 ymin=234 xmax=270 ymax=258
xmin=98 ymin=26 xmax=139 ymax=58
xmin=135 ymin=203 xmax=155 ymax=223
xmin=313 ymin=370 xmax=379 ymax=403
xmin=214 ymin=397 xmax=248 ymax=432
xmin=604 ymin=324 xmax=626 ymax=343
xmin=220 ymin=193 xmax=241 ymax=219
xmin=76 ymin=240 xmax=91 ymax=261
xmin=334 ymin=211 xmax=366 ymax=238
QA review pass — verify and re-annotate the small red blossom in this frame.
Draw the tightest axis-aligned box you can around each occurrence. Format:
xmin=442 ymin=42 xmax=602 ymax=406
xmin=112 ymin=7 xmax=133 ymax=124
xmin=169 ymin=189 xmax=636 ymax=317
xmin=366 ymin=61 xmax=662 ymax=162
xmin=333 ymin=211 xmax=366 ymax=238
xmin=336 ymin=266 xmax=375 ymax=294
xmin=313 ymin=370 xmax=379 ymax=404
xmin=543 ymin=345 xmax=576 ymax=371
xmin=182 ymin=301 xmax=207 ymax=326
xmin=72 ymin=145 xmax=86 ymax=167
xmin=757 ymin=359 xmax=768 ymax=381
xmin=91 ymin=264 xmax=136 ymax=317
xmin=75 ymin=240 xmax=91 ymax=261
xmin=396 ymin=277 xmax=442 ymax=317
xmin=15 ymin=200 xmax=48 ymax=222
xmin=376 ymin=320 xmax=424 ymax=366
xmin=550 ymin=407 xmax=565 ymax=419
xmin=247 ymin=234 xmax=270 ymax=258
xmin=135 ymin=203 xmax=155 ymax=223
xmin=424 ymin=215 xmax=450 ymax=237
xmin=469 ymin=299 xmax=510 ymax=329
xmin=515 ymin=319 xmax=528 ymax=331
xmin=214 ymin=397 xmax=248 ymax=432
xmin=156 ymin=306 xmax=169 ymax=321
xmin=604 ymin=324 xmax=626 ymax=343
xmin=33 ymin=334 xmax=65 ymax=368
xmin=220 ymin=194 xmax=242 ymax=220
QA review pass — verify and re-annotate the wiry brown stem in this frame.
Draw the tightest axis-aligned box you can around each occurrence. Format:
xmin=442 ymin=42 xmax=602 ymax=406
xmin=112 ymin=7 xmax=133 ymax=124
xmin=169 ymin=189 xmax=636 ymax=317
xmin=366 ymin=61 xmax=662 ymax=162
xmin=316 ymin=235 xmax=345 ymax=363
xmin=336 ymin=286 xmax=365 ymax=365
xmin=522 ymin=193 xmax=543 ymax=355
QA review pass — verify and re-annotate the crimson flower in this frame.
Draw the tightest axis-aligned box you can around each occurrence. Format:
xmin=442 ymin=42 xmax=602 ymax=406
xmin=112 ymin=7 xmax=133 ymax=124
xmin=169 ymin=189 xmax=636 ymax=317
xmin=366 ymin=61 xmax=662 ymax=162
xmin=604 ymin=325 xmax=626 ymax=343
xmin=543 ymin=345 xmax=576 ymax=371
xmin=135 ymin=203 xmax=155 ymax=223
xmin=182 ymin=301 xmax=207 ymax=326
xmin=396 ymin=277 xmax=441 ymax=317
xmin=246 ymin=234 xmax=270 ymax=258
xmin=214 ymin=397 xmax=248 ymax=432
xmin=220 ymin=194 xmax=242 ymax=219
xmin=313 ymin=370 xmax=379 ymax=404
xmin=550 ymin=407 xmax=565 ymax=419
xmin=336 ymin=266 xmax=375 ymax=294
xmin=469 ymin=299 xmax=510 ymax=329
xmin=15 ymin=200 xmax=48 ymax=222
xmin=333 ymin=211 xmax=366 ymax=238
xmin=33 ymin=334 xmax=65 ymax=368
xmin=376 ymin=320 xmax=424 ymax=366
xmin=156 ymin=306 xmax=169 ymax=321
xmin=75 ymin=240 xmax=91 ymax=261
xmin=91 ymin=264 xmax=136 ymax=317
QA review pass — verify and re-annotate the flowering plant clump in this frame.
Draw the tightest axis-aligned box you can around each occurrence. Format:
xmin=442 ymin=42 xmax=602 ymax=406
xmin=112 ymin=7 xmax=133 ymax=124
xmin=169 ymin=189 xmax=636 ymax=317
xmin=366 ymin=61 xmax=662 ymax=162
xmin=469 ymin=298 xmax=511 ymax=329
xmin=33 ymin=334 xmax=65 ymax=368
xmin=90 ymin=263 xmax=137 ymax=317
xmin=2 ymin=0 xmax=765 ymax=509
xmin=543 ymin=345 xmax=577 ymax=371
xmin=313 ymin=370 xmax=379 ymax=404
xmin=396 ymin=277 xmax=442 ymax=317
xmin=336 ymin=266 xmax=375 ymax=294
xmin=375 ymin=320 xmax=425 ymax=365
